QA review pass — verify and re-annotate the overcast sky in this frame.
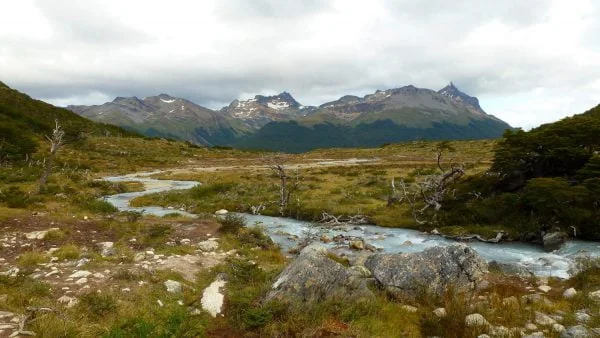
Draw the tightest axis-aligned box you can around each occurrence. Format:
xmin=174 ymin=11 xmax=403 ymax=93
xmin=1 ymin=0 xmax=599 ymax=129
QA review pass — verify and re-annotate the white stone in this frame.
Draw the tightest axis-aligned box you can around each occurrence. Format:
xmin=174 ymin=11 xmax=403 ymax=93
xmin=96 ymin=242 xmax=115 ymax=257
xmin=69 ymin=270 xmax=92 ymax=278
xmin=401 ymin=305 xmax=418 ymax=313
xmin=164 ymin=280 xmax=182 ymax=293
xmin=57 ymin=295 xmax=78 ymax=308
xmin=214 ymin=209 xmax=228 ymax=215
xmin=157 ymin=299 xmax=164 ymax=307
xmin=563 ymin=288 xmax=577 ymax=299
xmin=465 ymin=314 xmax=488 ymax=327
xmin=201 ymin=276 xmax=227 ymax=317
xmin=534 ymin=311 xmax=556 ymax=326
xmin=433 ymin=308 xmax=447 ymax=318
xmin=75 ymin=277 xmax=88 ymax=285
xmin=25 ymin=228 xmax=59 ymax=240
xmin=575 ymin=311 xmax=591 ymax=323
xmin=121 ymin=288 xmax=131 ymax=293
xmin=197 ymin=240 xmax=219 ymax=252
xmin=552 ymin=323 xmax=565 ymax=332
xmin=180 ymin=239 xmax=191 ymax=245
xmin=538 ymin=285 xmax=552 ymax=293
xmin=589 ymin=290 xmax=600 ymax=302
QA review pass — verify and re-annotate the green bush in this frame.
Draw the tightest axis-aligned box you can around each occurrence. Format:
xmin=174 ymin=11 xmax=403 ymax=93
xmin=78 ymin=293 xmax=118 ymax=317
xmin=79 ymin=197 xmax=118 ymax=214
xmin=0 ymin=186 xmax=32 ymax=208
xmin=53 ymin=244 xmax=81 ymax=260
xmin=218 ymin=214 xmax=246 ymax=234
xmin=190 ymin=182 xmax=236 ymax=199
xmin=236 ymin=226 xmax=275 ymax=249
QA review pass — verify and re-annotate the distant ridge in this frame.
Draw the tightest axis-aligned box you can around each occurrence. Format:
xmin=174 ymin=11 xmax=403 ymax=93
xmin=67 ymin=83 xmax=512 ymax=152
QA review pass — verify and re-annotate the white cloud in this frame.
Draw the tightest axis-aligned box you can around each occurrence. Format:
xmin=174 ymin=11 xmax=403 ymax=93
xmin=0 ymin=0 xmax=599 ymax=128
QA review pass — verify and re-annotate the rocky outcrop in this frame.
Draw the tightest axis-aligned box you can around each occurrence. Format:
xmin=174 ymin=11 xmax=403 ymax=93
xmin=265 ymin=244 xmax=372 ymax=303
xmin=543 ymin=232 xmax=567 ymax=252
xmin=364 ymin=244 xmax=487 ymax=297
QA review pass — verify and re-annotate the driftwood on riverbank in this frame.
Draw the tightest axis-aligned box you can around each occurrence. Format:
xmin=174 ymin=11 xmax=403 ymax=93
xmin=430 ymin=229 xmax=506 ymax=243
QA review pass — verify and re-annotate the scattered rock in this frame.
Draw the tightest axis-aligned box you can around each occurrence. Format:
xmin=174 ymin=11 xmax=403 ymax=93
xmin=157 ymin=299 xmax=164 ymax=307
xmin=561 ymin=325 xmax=591 ymax=338
xmin=121 ymin=288 xmax=131 ymax=293
xmin=502 ymin=296 xmax=519 ymax=309
xmin=523 ymin=332 xmax=544 ymax=338
xmin=164 ymin=280 xmax=182 ymax=293
xmin=538 ymin=285 xmax=552 ymax=293
xmin=563 ymin=288 xmax=577 ymax=299
xmin=75 ymin=278 xmax=88 ymax=285
xmin=433 ymin=308 xmax=447 ymax=318
xmin=96 ymin=242 xmax=115 ymax=257
xmin=552 ymin=323 xmax=566 ymax=333
xmin=180 ymin=238 xmax=191 ymax=245
xmin=542 ymin=232 xmax=567 ymax=252
xmin=320 ymin=235 xmax=332 ymax=243
xmin=197 ymin=240 xmax=219 ymax=252
xmin=588 ymin=290 xmax=600 ymax=302
xmin=465 ymin=313 xmax=489 ymax=327
xmin=214 ymin=209 xmax=228 ymax=215
xmin=574 ymin=311 xmax=591 ymax=324
xmin=401 ymin=305 xmax=418 ymax=313
xmin=201 ymin=274 xmax=227 ymax=317
xmin=348 ymin=239 xmax=364 ymax=250
xmin=25 ymin=228 xmax=60 ymax=240
xmin=535 ymin=312 xmax=556 ymax=326
xmin=69 ymin=270 xmax=92 ymax=278
xmin=57 ymin=295 xmax=79 ymax=308
xmin=265 ymin=244 xmax=372 ymax=303
xmin=365 ymin=244 xmax=487 ymax=297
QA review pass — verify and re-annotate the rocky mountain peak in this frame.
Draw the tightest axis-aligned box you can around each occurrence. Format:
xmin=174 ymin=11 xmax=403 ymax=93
xmin=438 ymin=82 xmax=483 ymax=112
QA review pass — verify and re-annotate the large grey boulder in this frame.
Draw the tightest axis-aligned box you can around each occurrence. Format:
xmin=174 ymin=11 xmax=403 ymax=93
xmin=364 ymin=244 xmax=487 ymax=297
xmin=265 ymin=244 xmax=372 ymax=303
xmin=543 ymin=232 xmax=567 ymax=252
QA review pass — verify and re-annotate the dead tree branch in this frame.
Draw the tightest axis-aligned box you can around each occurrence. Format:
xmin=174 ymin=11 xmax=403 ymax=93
xmin=38 ymin=119 xmax=65 ymax=192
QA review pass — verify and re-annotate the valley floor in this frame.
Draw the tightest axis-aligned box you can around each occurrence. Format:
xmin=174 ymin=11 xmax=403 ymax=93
xmin=0 ymin=137 xmax=599 ymax=337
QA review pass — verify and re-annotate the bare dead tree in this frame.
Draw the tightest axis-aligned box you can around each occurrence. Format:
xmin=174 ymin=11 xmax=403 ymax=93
xmin=38 ymin=119 xmax=65 ymax=192
xmin=319 ymin=212 xmax=370 ymax=225
xmin=390 ymin=142 xmax=464 ymax=225
xmin=263 ymin=155 xmax=300 ymax=216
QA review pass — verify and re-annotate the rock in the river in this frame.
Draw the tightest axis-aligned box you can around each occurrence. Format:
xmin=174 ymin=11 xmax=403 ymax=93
xmin=349 ymin=239 xmax=365 ymax=250
xmin=265 ymin=244 xmax=372 ymax=303
xmin=542 ymin=232 xmax=567 ymax=252
xmin=364 ymin=244 xmax=487 ymax=297
xmin=214 ymin=209 xmax=228 ymax=215
xmin=164 ymin=280 xmax=182 ymax=293
xmin=561 ymin=325 xmax=592 ymax=338
xmin=96 ymin=242 xmax=115 ymax=257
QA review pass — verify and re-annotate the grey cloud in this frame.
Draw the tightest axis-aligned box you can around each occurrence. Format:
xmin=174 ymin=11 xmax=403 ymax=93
xmin=1 ymin=0 xmax=599 ymax=128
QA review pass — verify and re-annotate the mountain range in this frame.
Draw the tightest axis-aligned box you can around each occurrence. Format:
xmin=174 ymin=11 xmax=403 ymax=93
xmin=67 ymin=83 xmax=511 ymax=152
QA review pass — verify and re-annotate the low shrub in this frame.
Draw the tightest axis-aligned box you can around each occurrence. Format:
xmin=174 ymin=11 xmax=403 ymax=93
xmin=17 ymin=251 xmax=49 ymax=267
xmin=218 ymin=214 xmax=246 ymax=234
xmin=0 ymin=186 xmax=32 ymax=208
xmin=53 ymin=244 xmax=81 ymax=260
xmin=78 ymin=292 xmax=118 ymax=317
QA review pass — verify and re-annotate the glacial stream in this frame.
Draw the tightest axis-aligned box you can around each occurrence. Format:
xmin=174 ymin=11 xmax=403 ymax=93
xmin=103 ymin=172 xmax=600 ymax=278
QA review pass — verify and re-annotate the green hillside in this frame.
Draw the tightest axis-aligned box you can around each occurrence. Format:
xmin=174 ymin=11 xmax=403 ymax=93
xmin=0 ymin=81 xmax=138 ymax=161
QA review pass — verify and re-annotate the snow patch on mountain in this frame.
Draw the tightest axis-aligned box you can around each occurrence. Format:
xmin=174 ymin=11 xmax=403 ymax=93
xmin=160 ymin=98 xmax=176 ymax=103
